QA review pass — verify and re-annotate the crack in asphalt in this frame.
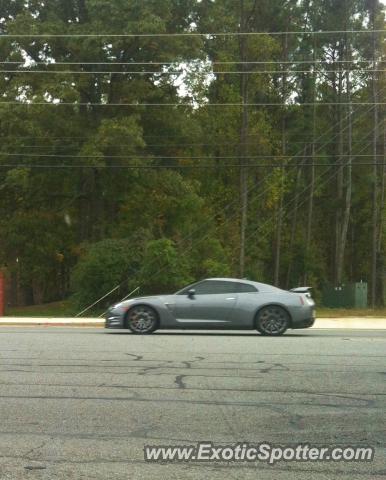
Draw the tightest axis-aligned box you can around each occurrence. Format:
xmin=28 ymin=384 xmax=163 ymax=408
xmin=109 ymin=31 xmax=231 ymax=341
xmin=1 ymin=360 xmax=383 ymax=370
xmin=174 ymin=374 xmax=187 ymax=389
xmin=125 ymin=354 xmax=143 ymax=361
xmin=1 ymin=381 xmax=384 ymax=398
xmin=260 ymin=362 xmax=290 ymax=373
xmin=22 ymin=440 xmax=48 ymax=459
xmin=0 ymin=393 xmax=379 ymax=409
xmin=1 ymin=429 xmax=385 ymax=444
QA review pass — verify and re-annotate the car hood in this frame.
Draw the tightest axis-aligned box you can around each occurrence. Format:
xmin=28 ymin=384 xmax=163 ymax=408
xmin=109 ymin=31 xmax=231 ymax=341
xmin=117 ymin=295 xmax=175 ymax=308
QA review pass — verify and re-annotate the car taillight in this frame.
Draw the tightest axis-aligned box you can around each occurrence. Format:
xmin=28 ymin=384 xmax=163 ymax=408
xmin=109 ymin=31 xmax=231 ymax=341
xmin=299 ymin=296 xmax=304 ymax=305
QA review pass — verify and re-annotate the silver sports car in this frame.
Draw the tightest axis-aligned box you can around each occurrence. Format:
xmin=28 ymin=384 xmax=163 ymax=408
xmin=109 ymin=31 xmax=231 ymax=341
xmin=105 ymin=278 xmax=315 ymax=336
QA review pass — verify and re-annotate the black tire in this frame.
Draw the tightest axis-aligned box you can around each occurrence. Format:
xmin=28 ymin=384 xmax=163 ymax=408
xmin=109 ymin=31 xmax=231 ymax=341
xmin=255 ymin=305 xmax=290 ymax=336
xmin=126 ymin=305 xmax=158 ymax=334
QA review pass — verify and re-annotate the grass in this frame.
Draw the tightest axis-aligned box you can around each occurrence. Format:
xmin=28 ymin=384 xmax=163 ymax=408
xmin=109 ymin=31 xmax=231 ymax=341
xmin=5 ymin=300 xmax=77 ymax=317
xmin=4 ymin=301 xmax=386 ymax=318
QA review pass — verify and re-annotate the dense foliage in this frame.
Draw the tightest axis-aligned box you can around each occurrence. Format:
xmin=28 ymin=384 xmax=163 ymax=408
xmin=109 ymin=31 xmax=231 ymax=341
xmin=0 ymin=0 xmax=385 ymax=309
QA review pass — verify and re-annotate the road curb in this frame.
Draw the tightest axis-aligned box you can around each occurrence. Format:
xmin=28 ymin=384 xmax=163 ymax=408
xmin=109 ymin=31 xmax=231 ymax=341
xmin=0 ymin=323 xmax=104 ymax=327
xmin=313 ymin=318 xmax=386 ymax=329
xmin=0 ymin=317 xmax=104 ymax=326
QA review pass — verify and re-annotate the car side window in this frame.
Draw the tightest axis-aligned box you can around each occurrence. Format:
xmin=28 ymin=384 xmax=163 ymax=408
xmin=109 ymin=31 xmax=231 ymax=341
xmin=178 ymin=281 xmax=258 ymax=295
xmin=193 ymin=281 xmax=238 ymax=295
xmin=177 ymin=282 xmax=201 ymax=295
xmin=237 ymin=283 xmax=258 ymax=293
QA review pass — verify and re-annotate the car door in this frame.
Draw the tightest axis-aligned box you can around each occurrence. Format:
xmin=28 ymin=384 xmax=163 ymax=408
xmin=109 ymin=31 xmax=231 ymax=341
xmin=174 ymin=280 xmax=238 ymax=328
xmin=227 ymin=282 xmax=259 ymax=328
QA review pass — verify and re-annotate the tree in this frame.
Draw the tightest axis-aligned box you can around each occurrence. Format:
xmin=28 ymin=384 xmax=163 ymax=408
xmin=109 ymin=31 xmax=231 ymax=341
xmin=0 ymin=0 xmax=385 ymax=307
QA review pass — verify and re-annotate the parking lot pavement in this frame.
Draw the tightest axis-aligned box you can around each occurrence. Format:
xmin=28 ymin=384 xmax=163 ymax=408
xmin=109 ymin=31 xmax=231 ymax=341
xmin=0 ymin=328 xmax=385 ymax=479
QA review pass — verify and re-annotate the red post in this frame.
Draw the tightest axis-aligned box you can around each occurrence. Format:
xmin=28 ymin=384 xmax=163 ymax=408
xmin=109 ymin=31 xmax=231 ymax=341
xmin=0 ymin=272 xmax=4 ymax=316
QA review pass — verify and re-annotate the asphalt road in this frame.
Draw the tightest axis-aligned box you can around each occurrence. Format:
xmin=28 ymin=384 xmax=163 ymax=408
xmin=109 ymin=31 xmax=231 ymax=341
xmin=0 ymin=327 xmax=385 ymax=480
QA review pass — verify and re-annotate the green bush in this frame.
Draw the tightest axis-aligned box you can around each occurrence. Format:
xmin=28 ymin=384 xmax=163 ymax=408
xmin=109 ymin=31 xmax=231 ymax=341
xmin=71 ymin=234 xmax=235 ymax=311
xmin=138 ymin=238 xmax=193 ymax=294
xmin=71 ymin=239 xmax=140 ymax=309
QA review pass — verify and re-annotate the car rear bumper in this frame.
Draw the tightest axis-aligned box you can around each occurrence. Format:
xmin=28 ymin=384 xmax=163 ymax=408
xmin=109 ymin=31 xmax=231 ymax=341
xmin=292 ymin=317 xmax=315 ymax=329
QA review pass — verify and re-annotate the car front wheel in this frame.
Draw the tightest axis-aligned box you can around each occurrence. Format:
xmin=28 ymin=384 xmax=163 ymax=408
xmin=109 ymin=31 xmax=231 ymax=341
xmin=256 ymin=306 xmax=290 ymax=336
xmin=126 ymin=305 xmax=158 ymax=334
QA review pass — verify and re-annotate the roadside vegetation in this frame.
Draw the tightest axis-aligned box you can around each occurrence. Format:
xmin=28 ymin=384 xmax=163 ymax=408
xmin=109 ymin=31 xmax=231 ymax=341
xmin=6 ymin=300 xmax=77 ymax=318
xmin=0 ymin=1 xmax=384 ymax=311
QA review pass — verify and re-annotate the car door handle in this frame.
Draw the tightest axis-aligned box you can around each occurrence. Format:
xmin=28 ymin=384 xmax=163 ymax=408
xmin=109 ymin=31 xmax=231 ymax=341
xmin=226 ymin=297 xmax=236 ymax=300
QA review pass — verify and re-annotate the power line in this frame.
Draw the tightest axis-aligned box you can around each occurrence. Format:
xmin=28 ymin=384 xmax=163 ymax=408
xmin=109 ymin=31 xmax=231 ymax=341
xmin=0 ymin=163 xmax=384 ymax=169
xmin=1 ymin=153 xmax=384 ymax=159
xmin=1 ymin=101 xmax=385 ymax=106
xmin=1 ymin=29 xmax=385 ymax=38
xmin=2 ymin=68 xmax=385 ymax=74
xmin=0 ymin=84 xmax=382 ymax=157
xmin=1 ymin=60 xmax=384 ymax=65
xmin=0 ymin=132 xmax=383 ymax=140
xmin=9 ymin=140 xmax=385 ymax=148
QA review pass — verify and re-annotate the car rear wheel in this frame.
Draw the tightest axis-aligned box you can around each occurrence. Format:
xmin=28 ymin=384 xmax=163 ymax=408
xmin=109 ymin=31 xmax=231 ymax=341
xmin=255 ymin=306 xmax=290 ymax=336
xmin=126 ymin=305 xmax=158 ymax=334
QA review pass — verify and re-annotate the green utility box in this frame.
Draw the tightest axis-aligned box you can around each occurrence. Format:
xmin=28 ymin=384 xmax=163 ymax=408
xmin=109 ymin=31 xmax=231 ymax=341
xmin=322 ymin=282 xmax=367 ymax=308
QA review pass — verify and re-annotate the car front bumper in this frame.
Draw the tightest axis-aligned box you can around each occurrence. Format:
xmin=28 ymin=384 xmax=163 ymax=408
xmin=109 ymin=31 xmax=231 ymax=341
xmin=105 ymin=310 xmax=125 ymax=328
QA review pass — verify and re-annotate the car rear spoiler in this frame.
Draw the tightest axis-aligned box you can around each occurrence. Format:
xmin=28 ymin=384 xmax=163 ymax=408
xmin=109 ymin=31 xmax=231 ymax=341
xmin=290 ymin=287 xmax=313 ymax=293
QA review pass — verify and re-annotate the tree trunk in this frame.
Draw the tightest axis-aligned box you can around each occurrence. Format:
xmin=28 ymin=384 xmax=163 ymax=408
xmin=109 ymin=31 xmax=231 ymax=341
xmin=377 ymin=130 xmax=385 ymax=305
xmin=304 ymin=45 xmax=316 ymax=285
xmin=371 ymin=6 xmax=379 ymax=307
xmin=377 ymin=123 xmax=385 ymax=255
xmin=273 ymin=32 xmax=289 ymax=287
xmin=239 ymin=0 xmax=249 ymax=277
xmin=286 ymin=149 xmax=305 ymax=288
xmin=339 ymin=60 xmax=352 ymax=279
xmin=336 ymin=32 xmax=353 ymax=286
xmin=274 ymin=166 xmax=284 ymax=286
xmin=335 ymin=50 xmax=345 ymax=285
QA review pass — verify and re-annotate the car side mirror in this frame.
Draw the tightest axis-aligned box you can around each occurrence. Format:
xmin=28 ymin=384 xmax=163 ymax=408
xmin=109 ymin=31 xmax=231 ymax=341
xmin=187 ymin=288 xmax=196 ymax=298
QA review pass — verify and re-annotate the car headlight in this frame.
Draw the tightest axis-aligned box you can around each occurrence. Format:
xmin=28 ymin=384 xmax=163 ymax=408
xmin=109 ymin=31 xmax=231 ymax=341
xmin=113 ymin=300 xmax=134 ymax=309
